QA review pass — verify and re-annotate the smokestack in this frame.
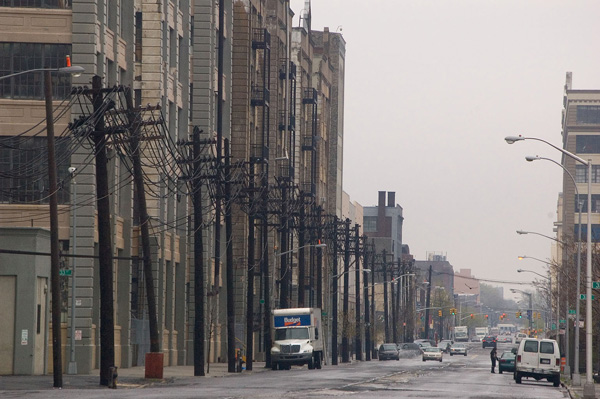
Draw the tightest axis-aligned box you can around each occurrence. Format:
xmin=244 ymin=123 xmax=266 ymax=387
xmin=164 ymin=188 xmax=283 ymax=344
xmin=378 ymin=191 xmax=386 ymax=208
xmin=387 ymin=192 xmax=395 ymax=207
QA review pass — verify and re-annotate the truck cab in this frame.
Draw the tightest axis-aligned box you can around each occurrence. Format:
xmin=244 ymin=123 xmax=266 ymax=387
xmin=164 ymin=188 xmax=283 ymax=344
xmin=271 ymin=308 xmax=323 ymax=370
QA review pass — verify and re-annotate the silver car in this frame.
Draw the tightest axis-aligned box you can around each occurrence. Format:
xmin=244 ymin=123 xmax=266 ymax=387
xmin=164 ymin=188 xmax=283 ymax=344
xmin=422 ymin=346 xmax=443 ymax=362
xmin=450 ymin=343 xmax=468 ymax=356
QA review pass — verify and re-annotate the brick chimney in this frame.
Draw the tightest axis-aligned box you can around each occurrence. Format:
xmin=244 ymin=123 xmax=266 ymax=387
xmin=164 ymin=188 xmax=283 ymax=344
xmin=387 ymin=192 xmax=395 ymax=207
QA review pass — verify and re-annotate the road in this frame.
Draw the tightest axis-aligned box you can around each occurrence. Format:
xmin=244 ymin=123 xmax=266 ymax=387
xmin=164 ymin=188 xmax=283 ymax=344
xmin=1 ymin=342 xmax=568 ymax=398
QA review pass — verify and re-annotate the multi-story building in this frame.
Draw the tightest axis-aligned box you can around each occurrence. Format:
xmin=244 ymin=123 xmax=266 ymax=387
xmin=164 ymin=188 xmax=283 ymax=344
xmin=561 ymin=72 xmax=600 ymax=252
xmin=0 ymin=0 xmax=347 ymax=375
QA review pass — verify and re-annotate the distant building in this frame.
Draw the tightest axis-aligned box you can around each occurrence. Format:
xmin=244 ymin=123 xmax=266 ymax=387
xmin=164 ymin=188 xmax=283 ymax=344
xmin=363 ymin=191 xmax=404 ymax=260
xmin=454 ymin=269 xmax=480 ymax=305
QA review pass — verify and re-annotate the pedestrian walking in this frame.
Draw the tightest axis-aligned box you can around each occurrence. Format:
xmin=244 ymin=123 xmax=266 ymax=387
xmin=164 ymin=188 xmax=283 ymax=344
xmin=490 ymin=347 xmax=497 ymax=373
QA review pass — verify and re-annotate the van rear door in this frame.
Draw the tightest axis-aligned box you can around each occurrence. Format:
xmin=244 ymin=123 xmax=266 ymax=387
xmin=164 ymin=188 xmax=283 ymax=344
xmin=538 ymin=340 xmax=559 ymax=372
xmin=520 ymin=339 xmax=539 ymax=369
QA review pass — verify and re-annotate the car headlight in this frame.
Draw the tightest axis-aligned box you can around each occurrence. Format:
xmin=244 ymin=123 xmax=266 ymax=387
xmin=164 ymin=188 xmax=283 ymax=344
xmin=271 ymin=347 xmax=280 ymax=354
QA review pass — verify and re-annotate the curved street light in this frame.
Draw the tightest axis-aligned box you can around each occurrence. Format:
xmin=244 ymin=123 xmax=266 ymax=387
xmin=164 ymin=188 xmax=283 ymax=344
xmin=525 ymin=154 xmax=583 ymax=382
xmin=506 ymin=135 xmax=593 ymax=395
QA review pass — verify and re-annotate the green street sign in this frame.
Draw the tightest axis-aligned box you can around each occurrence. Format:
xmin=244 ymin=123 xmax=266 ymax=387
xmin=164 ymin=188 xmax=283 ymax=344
xmin=569 ymin=310 xmax=576 ymax=314
xmin=560 ymin=319 xmax=566 ymax=323
xmin=59 ymin=269 xmax=72 ymax=276
xmin=259 ymin=299 xmax=265 ymax=304
xmin=322 ymin=311 xmax=328 ymax=316
xmin=593 ymin=282 xmax=600 ymax=289
xmin=580 ymin=294 xmax=596 ymax=300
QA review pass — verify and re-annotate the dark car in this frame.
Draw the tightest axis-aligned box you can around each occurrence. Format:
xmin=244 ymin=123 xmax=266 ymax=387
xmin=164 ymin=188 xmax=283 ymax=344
xmin=397 ymin=342 xmax=423 ymax=358
xmin=378 ymin=343 xmax=400 ymax=361
xmin=482 ymin=335 xmax=497 ymax=348
xmin=498 ymin=351 xmax=516 ymax=374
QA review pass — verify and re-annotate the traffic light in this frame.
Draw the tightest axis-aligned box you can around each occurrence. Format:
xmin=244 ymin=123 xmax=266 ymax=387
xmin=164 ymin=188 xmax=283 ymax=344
xmin=438 ymin=310 xmax=442 ymax=317
xmin=516 ymin=311 xmax=522 ymax=318
xmin=450 ymin=308 xmax=456 ymax=315
xmin=538 ymin=312 xmax=542 ymax=320
xmin=485 ymin=314 xmax=488 ymax=319
xmin=470 ymin=313 xmax=474 ymax=319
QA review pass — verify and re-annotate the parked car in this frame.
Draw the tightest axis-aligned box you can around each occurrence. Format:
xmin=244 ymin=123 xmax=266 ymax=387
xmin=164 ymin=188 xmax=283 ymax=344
xmin=449 ymin=343 xmax=468 ymax=356
xmin=397 ymin=342 xmax=423 ymax=358
xmin=414 ymin=339 xmax=435 ymax=348
xmin=422 ymin=346 xmax=443 ymax=362
xmin=378 ymin=343 xmax=400 ymax=361
xmin=437 ymin=340 xmax=454 ymax=353
xmin=482 ymin=335 xmax=497 ymax=348
xmin=497 ymin=335 xmax=512 ymax=344
xmin=514 ymin=338 xmax=561 ymax=387
xmin=498 ymin=351 xmax=516 ymax=374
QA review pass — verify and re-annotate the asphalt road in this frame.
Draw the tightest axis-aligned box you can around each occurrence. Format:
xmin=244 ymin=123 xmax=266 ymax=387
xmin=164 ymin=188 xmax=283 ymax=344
xmin=1 ymin=342 xmax=568 ymax=398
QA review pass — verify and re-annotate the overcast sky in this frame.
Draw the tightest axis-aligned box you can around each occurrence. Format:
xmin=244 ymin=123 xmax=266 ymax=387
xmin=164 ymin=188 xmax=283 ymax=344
xmin=290 ymin=0 xmax=600 ymax=297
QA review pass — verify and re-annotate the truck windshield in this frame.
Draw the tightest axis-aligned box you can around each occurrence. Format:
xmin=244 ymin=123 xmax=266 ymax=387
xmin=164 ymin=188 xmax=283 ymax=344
xmin=275 ymin=327 xmax=309 ymax=340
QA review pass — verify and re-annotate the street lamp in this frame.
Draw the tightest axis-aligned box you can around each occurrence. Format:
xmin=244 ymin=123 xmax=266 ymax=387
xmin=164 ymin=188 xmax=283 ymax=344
xmin=0 ymin=62 xmax=84 ymax=388
xmin=516 ymin=265 xmax=553 ymax=337
xmin=511 ymin=288 xmax=533 ymax=335
xmin=506 ymin=135 xmax=593 ymax=396
xmin=525 ymin=154 xmax=583 ymax=383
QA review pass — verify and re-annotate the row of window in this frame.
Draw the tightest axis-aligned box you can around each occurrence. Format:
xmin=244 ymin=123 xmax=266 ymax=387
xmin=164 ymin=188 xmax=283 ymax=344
xmin=0 ymin=43 xmax=73 ymax=100
xmin=0 ymin=136 xmax=71 ymax=204
xmin=0 ymin=0 xmax=69 ymax=8
xmin=573 ymin=224 xmax=600 ymax=243
xmin=577 ymin=106 xmax=600 ymax=125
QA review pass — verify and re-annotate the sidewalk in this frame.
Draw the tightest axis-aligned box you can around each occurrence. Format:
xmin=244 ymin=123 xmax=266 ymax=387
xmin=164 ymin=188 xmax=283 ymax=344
xmin=564 ymin=376 xmax=600 ymax=399
xmin=0 ymin=362 xmax=268 ymax=391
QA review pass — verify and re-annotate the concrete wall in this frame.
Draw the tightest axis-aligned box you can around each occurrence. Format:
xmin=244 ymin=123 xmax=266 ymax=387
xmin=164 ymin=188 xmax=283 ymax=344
xmin=0 ymin=228 xmax=51 ymax=375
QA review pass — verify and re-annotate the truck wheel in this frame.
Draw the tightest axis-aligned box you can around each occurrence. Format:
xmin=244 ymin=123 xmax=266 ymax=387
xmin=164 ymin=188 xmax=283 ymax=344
xmin=315 ymin=353 xmax=322 ymax=369
xmin=553 ymin=376 xmax=560 ymax=387
xmin=308 ymin=357 xmax=315 ymax=370
xmin=515 ymin=372 xmax=522 ymax=384
xmin=499 ymin=369 xmax=503 ymax=374
xmin=271 ymin=362 xmax=278 ymax=371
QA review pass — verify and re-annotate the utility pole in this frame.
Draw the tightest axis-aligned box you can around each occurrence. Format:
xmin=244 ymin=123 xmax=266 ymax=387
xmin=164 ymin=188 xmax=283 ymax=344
xmin=279 ymin=182 xmax=289 ymax=309
xmin=354 ymin=224 xmax=361 ymax=361
xmin=261 ymin=162 xmax=271 ymax=368
xmin=224 ymin=139 xmax=235 ymax=373
xmin=331 ymin=217 xmax=339 ymax=365
xmin=371 ymin=241 xmax=376 ymax=359
xmin=342 ymin=219 xmax=350 ymax=363
xmin=392 ymin=260 xmax=398 ymax=344
xmin=383 ymin=249 xmax=390 ymax=343
xmin=298 ymin=205 xmax=306 ymax=307
xmin=192 ymin=127 xmax=205 ymax=376
xmin=363 ymin=237 xmax=370 ymax=361
xmin=44 ymin=70 xmax=62 ymax=388
xmin=125 ymin=90 xmax=160 ymax=359
xmin=316 ymin=207 xmax=323 ymax=309
xmin=91 ymin=75 xmax=115 ymax=386
xmin=246 ymin=161 xmax=255 ymax=371
xmin=425 ymin=265 xmax=432 ymax=340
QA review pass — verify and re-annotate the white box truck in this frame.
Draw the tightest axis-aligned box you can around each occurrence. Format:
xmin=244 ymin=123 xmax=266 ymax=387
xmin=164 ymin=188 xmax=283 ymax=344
xmin=474 ymin=327 xmax=489 ymax=342
xmin=271 ymin=308 xmax=323 ymax=370
xmin=454 ymin=326 xmax=469 ymax=342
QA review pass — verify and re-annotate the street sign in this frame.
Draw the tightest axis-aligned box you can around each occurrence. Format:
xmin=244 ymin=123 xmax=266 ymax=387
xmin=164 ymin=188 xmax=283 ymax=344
xmin=580 ymin=294 xmax=596 ymax=300
xmin=569 ymin=309 xmax=576 ymax=314
xmin=259 ymin=299 xmax=265 ymax=304
xmin=560 ymin=319 xmax=566 ymax=323
xmin=593 ymin=282 xmax=600 ymax=289
xmin=322 ymin=311 xmax=327 ymax=316
xmin=59 ymin=269 xmax=72 ymax=276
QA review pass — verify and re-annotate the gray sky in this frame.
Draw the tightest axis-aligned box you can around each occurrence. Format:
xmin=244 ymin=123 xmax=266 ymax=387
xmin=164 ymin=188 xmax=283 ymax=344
xmin=291 ymin=0 xmax=600 ymax=295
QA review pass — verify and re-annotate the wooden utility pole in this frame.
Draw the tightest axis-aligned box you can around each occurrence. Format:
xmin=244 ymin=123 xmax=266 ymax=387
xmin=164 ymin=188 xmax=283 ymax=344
xmin=354 ymin=224 xmax=361 ymax=361
xmin=44 ymin=70 xmax=62 ymax=388
xmin=246 ymin=161 xmax=255 ymax=371
xmin=192 ymin=128 xmax=206 ymax=376
xmin=224 ymin=139 xmax=235 ymax=372
xmin=91 ymin=75 xmax=115 ymax=386
xmin=342 ymin=219 xmax=350 ymax=363
xmin=125 ymin=90 xmax=160 ymax=355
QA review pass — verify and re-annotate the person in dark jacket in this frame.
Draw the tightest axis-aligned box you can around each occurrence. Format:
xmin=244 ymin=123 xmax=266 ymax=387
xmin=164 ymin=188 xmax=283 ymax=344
xmin=490 ymin=347 xmax=498 ymax=373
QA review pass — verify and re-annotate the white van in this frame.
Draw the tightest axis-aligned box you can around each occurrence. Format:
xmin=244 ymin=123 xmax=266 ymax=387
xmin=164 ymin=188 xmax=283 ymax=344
xmin=514 ymin=338 xmax=561 ymax=387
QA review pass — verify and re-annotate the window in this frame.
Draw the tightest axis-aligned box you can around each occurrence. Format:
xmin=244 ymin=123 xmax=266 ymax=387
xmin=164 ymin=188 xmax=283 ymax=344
xmin=575 ymin=165 xmax=600 ymax=183
xmin=575 ymin=194 xmax=600 ymax=213
xmin=135 ymin=12 xmax=143 ymax=63
xmin=0 ymin=136 xmax=71 ymax=204
xmin=363 ymin=216 xmax=377 ymax=232
xmin=0 ymin=0 xmax=70 ymax=9
xmin=540 ymin=342 xmax=555 ymax=354
xmin=576 ymin=135 xmax=600 ymax=154
xmin=577 ymin=106 xmax=600 ymax=124
xmin=0 ymin=43 xmax=72 ymax=100
xmin=523 ymin=340 xmax=539 ymax=353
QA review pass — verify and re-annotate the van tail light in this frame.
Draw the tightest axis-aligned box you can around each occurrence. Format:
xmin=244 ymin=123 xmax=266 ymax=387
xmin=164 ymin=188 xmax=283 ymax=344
xmin=556 ymin=358 xmax=560 ymax=366
xmin=517 ymin=355 xmax=521 ymax=363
